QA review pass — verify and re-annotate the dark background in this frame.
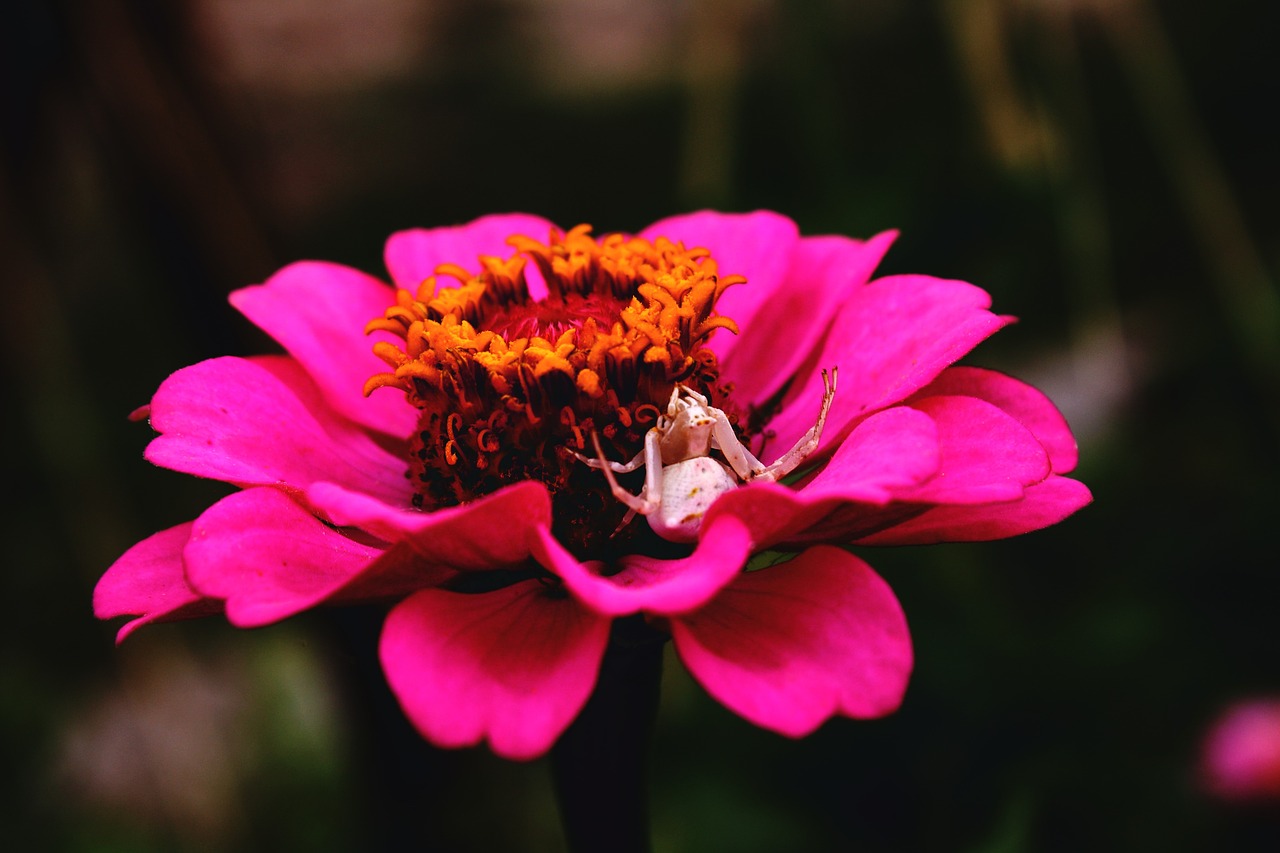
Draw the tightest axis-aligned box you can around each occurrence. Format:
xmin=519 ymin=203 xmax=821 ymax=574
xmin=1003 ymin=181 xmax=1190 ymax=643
xmin=3 ymin=0 xmax=1278 ymax=850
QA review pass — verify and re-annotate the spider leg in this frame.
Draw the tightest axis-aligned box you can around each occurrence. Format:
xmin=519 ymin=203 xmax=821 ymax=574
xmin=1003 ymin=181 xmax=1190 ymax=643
xmin=755 ymin=366 xmax=838 ymax=482
xmin=610 ymin=497 xmax=641 ymax=537
xmin=589 ymin=431 xmax=661 ymax=516
xmin=570 ymin=444 xmax=647 ymax=473
xmin=677 ymin=384 xmax=709 ymax=406
xmin=710 ymin=407 xmax=765 ymax=481
xmin=665 ymin=385 xmax=683 ymax=418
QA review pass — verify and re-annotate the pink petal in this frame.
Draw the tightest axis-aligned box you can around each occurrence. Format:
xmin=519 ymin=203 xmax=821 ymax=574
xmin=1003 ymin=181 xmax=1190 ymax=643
xmin=307 ymin=480 xmax=552 ymax=570
xmin=144 ymin=355 xmax=412 ymax=505
xmin=765 ymin=274 xmax=1012 ymax=455
xmin=384 ymin=213 xmax=558 ymax=293
xmin=94 ymin=522 xmax=222 ymax=643
xmin=230 ymin=260 xmax=418 ymax=439
xmin=914 ymin=366 xmax=1080 ymax=474
xmin=799 ymin=405 xmax=941 ymax=500
xmin=672 ymin=546 xmax=912 ymax=737
xmin=723 ymin=230 xmax=898 ymax=405
xmin=641 ymin=210 xmax=801 ymax=359
xmin=182 ymin=488 xmax=423 ymax=627
xmin=855 ymin=475 xmax=1093 ymax=545
xmin=381 ymin=581 xmax=611 ymax=760
xmin=706 ymin=406 xmax=942 ymax=548
xmin=896 ymin=395 xmax=1051 ymax=504
xmin=531 ymin=515 xmax=753 ymax=617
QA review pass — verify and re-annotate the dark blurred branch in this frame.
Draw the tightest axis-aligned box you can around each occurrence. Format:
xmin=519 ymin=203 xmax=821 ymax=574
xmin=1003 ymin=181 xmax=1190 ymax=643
xmin=1031 ymin=5 xmax=1131 ymax=441
xmin=679 ymin=0 xmax=751 ymax=208
xmin=1102 ymin=0 xmax=1280 ymax=428
xmin=70 ymin=0 xmax=274 ymax=282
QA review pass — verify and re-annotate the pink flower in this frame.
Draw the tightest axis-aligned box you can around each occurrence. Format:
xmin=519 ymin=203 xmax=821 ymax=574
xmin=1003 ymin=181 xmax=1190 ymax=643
xmin=95 ymin=211 xmax=1090 ymax=760
xmin=1202 ymin=700 xmax=1280 ymax=801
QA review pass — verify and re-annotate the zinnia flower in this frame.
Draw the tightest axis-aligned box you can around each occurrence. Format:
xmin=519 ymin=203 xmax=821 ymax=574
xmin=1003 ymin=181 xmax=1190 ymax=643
xmin=1202 ymin=699 xmax=1280 ymax=801
xmin=95 ymin=211 xmax=1090 ymax=760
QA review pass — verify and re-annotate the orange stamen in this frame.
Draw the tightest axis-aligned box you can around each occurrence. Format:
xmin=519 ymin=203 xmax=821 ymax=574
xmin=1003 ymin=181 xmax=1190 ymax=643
xmin=363 ymin=224 xmax=748 ymax=546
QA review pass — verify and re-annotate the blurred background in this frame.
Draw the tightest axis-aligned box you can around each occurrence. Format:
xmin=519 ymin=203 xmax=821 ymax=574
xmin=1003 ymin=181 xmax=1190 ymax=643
xmin=3 ymin=0 xmax=1278 ymax=849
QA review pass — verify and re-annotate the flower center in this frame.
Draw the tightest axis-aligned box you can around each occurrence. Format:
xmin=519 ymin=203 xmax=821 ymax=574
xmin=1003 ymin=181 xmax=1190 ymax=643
xmin=365 ymin=224 xmax=746 ymax=558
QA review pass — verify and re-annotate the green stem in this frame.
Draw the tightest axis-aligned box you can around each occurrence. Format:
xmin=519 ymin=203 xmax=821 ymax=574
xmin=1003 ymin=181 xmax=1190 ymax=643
xmin=551 ymin=616 xmax=666 ymax=853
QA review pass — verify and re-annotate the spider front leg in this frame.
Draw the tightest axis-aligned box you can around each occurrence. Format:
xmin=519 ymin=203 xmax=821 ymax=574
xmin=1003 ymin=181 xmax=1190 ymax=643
xmin=571 ymin=442 xmax=646 ymax=474
xmin=755 ymin=366 xmax=838 ymax=482
xmin=710 ymin=408 xmax=766 ymax=481
xmin=676 ymin=384 xmax=710 ymax=406
xmin=587 ymin=429 xmax=663 ymax=516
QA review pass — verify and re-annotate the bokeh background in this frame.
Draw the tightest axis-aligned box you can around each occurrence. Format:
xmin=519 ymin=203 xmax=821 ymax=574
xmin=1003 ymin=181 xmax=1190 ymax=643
xmin=3 ymin=0 xmax=1278 ymax=850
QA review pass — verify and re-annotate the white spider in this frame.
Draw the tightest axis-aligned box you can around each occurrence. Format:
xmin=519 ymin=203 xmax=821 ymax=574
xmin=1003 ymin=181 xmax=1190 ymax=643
xmin=575 ymin=368 xmax=838 ymax=542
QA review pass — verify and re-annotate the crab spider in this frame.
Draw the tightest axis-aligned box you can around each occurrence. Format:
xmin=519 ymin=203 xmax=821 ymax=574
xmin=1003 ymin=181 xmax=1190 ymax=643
xmin=575 ymin=368 xmax=838 ymax=542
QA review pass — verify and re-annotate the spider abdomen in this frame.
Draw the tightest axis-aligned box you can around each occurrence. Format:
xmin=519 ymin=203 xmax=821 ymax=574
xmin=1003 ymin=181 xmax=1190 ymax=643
xmin=650 ymin=456 xmax=739 ymax=543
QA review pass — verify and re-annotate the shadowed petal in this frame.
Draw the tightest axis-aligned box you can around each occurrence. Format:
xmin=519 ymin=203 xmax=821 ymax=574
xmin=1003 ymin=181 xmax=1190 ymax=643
xmin=384 ymin=213 xmax=558 ymax=294
xmin=914 ymin=366 xmax=1080 ymax=474
xmin=230 ymin=261 xmax=417 ymax=439
xmin=381 ymin=581 xmax=611 ymax=760
xmin=673 ymin=546 xmax=912 ymax=736
xmin=800 ymin=405 xmax=941 ymax=500
xmin=896 ymin=395 xmax=1051 ymax=504
xmin=94 ymin=522 xmax=222 ymax=643
xmin=767 ymin=274 xmax=1012 ymax=454
xmin=856 ymin=475 xmax=1093 ymax=545
xmin=531 ymin=515 xmax=753 ymax=616
xmin=641 ymin=210 xmax=800 ymax=359
xmin=307 ymin=480 xmax=551 ymax=570
xmin=182 ymin=488 xmax=425 ymax=627
xmin=145 ymin=355 xmax=412 ymax=505
xmin=724 ymin=230 xmax=898 ymax=405
xmin=706 ymin=406 xmax=941 ymax=548
xmin=718 ymin=398 xmax=1063 ymax=547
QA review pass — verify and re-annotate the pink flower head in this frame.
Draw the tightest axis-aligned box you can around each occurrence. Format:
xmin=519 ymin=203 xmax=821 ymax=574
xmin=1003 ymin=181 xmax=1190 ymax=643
xmin=95 ymin=211 xmax=1091 ymax=760
xmin=1202 ymin=699 xmax=1280 ymax=801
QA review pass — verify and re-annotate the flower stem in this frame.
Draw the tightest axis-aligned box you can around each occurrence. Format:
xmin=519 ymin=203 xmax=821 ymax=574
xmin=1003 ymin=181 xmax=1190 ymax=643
xmin=551 ymin=616 xmax=666 ymax=853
